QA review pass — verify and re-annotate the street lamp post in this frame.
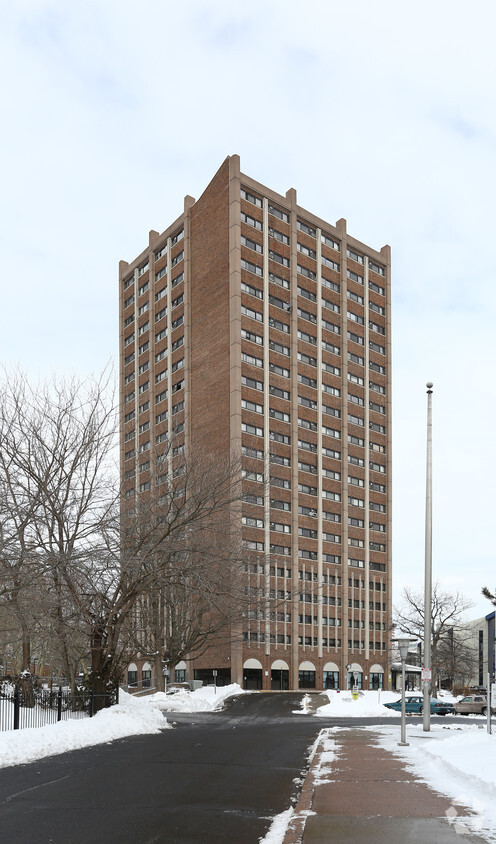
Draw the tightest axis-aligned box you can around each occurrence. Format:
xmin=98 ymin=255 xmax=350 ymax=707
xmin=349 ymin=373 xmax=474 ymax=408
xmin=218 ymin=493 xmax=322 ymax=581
xmin=423 ymin=382 xmax=433 ymax=732
xmin=396 ymin=637 xmax=415 ymax=746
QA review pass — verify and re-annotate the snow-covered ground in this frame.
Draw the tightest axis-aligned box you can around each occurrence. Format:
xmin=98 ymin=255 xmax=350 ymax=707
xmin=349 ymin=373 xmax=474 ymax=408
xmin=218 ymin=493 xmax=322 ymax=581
xmin=3 ymin=684 xmax=495 ymax=842
xmin=314 ymin=687 xmax=459 ymax=718
xmin=373 ymin=723 xmax=496 ymax=842
xmin=0 ymin=684 xmax=243 ymax=769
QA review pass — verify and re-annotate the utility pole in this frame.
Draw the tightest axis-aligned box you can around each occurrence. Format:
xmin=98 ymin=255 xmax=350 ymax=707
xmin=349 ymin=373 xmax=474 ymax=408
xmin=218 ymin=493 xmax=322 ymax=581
xmin=423 ymin=382 xmax=433 ymax=732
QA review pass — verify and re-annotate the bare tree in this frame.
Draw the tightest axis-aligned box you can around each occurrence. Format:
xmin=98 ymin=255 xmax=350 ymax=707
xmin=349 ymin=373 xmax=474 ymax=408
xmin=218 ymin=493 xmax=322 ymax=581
xmin=0 ymin=369 xmax=249 ymax=707
xmin=394 ymin=583 xmax=475 ymax=692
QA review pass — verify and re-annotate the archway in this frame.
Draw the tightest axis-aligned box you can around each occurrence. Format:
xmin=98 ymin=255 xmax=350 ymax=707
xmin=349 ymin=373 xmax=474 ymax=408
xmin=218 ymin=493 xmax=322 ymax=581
xmin=127 ymin=662 xmax=138 ymax=688
xmin=271 ymin=659 xmax=289 ymax=690
xmin=369 ymin=663 xmax=384 ymax=690
xmin=141 ymin=661 xmax=152 ymax=688
xmin=243 ymin=658 xmax=263 ymax=690
xmin=323 ymin=661 xmax=339 ymax=690
xmin=347 ymin=662 xmax=363 ymax=690
xmin=298 ymin=660 xmax=316 ymax=689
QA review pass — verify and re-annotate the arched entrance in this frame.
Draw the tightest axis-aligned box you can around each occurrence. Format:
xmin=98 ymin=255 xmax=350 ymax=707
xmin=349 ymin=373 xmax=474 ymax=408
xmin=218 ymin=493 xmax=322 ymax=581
xmin=142 ymin=661 xmax=152 ymax=688
xmin=323 ymin=661 xmax=339 ymax=690
xmin=271 ymin=659 xmax=289 ymax=690
xmin=347 ymin=662 xmax=363 ymax=690
xmin=175 ymin=660 xmax=187 ymax=683
xmin=243 ymin=658 xmax=263 ymax=690
xmin=299 ymin=660 xmax=316 ymax=689
xmin=127 ymin=662 xmax=138 ymax=688
xmin=369 ymin=663 xmax=384 ymax=690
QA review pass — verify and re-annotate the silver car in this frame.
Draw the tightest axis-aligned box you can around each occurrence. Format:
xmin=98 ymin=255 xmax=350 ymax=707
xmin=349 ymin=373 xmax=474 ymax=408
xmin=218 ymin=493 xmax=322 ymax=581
xmin=454 ymin=695 xmax=495 ymax=716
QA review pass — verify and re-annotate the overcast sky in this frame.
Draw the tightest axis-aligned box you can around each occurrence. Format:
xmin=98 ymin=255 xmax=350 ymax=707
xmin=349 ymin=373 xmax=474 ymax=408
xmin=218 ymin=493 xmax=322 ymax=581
xmin=1 ymin=0 xmax=495 ymax=619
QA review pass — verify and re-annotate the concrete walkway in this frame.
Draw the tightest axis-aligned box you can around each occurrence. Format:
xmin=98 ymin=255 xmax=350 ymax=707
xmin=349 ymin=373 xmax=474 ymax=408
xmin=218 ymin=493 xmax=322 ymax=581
xmin=284 ymin=727 xmax=487 ymax=843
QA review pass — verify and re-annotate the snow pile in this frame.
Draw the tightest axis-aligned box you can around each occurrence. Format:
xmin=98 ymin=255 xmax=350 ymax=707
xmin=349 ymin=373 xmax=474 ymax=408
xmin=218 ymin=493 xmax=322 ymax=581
xmin=292 ymin=693 xmax=312 ymax=714
xmin=139 ymin=683 xmax=244 ymax=713
xmin=374 ymin=723 xmax=496 ymax=841
xmin=0 ymin=690 xmax=168 ymax=769
xmin=315 ymin=689 xmax=401 ymax=717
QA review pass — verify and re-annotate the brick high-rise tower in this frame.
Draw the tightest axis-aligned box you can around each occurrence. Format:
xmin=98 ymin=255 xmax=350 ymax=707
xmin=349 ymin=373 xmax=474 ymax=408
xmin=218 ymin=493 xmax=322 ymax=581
xmin=119 ymin=155 xmax=392 ymax=692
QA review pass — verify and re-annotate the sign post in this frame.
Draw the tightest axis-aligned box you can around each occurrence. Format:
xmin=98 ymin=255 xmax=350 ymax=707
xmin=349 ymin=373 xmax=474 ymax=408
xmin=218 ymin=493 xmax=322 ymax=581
xmin=213 ymin=669 xmax=218 ymax=694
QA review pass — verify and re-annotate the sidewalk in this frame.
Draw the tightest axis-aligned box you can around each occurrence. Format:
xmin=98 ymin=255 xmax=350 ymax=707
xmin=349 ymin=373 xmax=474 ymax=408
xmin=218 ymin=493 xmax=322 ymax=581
xmin=283 ymin=727 xmax=487 ymax=844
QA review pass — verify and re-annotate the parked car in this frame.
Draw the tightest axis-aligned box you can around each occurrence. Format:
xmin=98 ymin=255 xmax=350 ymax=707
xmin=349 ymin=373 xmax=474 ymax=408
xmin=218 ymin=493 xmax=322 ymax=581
xmin=384 ymin=695 xmax=455 ymax=716
xmin=454 ymin=695 xmax=495 ymax=716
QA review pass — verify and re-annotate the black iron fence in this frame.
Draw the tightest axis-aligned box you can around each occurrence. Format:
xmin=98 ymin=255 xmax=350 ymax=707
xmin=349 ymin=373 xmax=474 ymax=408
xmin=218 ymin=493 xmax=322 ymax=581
xmin=0 ymin=684 xmax=118 ymax=732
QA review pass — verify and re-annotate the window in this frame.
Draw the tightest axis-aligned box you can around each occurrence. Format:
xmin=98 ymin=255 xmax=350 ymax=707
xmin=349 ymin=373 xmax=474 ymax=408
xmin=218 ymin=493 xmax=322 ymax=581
xmin=322 ymin=383 xmax=340 ymax=397
xmin=241 ymin=235 xmax=263 ymax=254
xmin=172 ymin=271 xmax=184 ymax=288
xmin=243 ymin=446 xmax=263 ymax=460
xmin=349 ymin=433 xmax=364 ymax=446
xmin=242 ymin=399 xmax=263 ymax=414
xmin=298 ymin=373 xmax=317 ymax=389
xmin=271 ymin=476 xmax=290 ymax=489
xmin=370 ymin=521 xmax=386 ymax=532
xmin=241 ymin=188 xmax=262 ymax=208
xmin=298 ymin=417 xmax=317 ymax=432
xmin=271 ymin=499 xmax=290 ymax=511
xmin=298 ymin=352 xmax=317 ymax=367
xmin=269 ymin=316 xmax=290 ymax=333
xmin=242 ymin=352 xmax=263 ymax=368
xmin=369 ymin=321 xmax=385 ymax=335
xmin=322 ymin=340 xmax=340 ymax=355
xmin=241 ymin=304 xmax=263 ymax=323
xmin=298 ymin=329 xmax=317 ymax=345
xmin=269 ymin=271 xmax=289 ymax=289
xmin=270 ymin=431 xmax=290 ymax=444
xmin=322 ymin=276 xmax=340 ymax=293
xmin=322 ymin=362 xmax=340 ymax=376
xmin=242 ymin=516 xmax=264 ymax=529
xmin=270 ymin=408 xmax=290 ymax=423
xmin=270 ymin=362 xmax=290 ymax=378
xmin=270 ymin=522 xmax=291 ymax=533
xmin=322 ymin=255 xmax=339 ymax=271
xmin=297 ymin=220 xmax=316 ymax=237
xmin=298 ymin=264 xmax=316 ymax=281
xmin=370 ymin=421 xmax=386 ymax=434
xmin=268 ymin=204 xmax=289 ymax=223
xmin=370 ymin=401 xmax=385 ymax=415
xmin=270 ymin=227 xmax=289 ymax=245
xmin=242 ymin=422 xmax=263 ymax=437
xmin=370 ymin=481 xmax=386 ymax=493
xmin=348 ymin=496 xmax=364 ymax=508
xmin=269 ymin=250 xmax=289 ymax=267
xmin=349 ymin=455 xmax=364 ymax=467
xmin=297 ymin=242 xmax=316 ymax=260
xmin=370 ymin=461 xmax=386 ymax=473
xmin=242 ymin=375 xmax=263 ymax=391
xmin=322 ymin=320 xmax=340 ymax=336
xmin=369 ymin=262 xmax=385 ymax=277
xmin=349 ymin=393 xmax=364 ymax=407
xmin=269 ymin=385 xmax=290 ymax=400
xmin=241 ymin=211 xmax=263 ymax=230
xmin=270 ymin=453 xmax=291 ymax=466
xmin=298 ymin=460 xmax=317 ymax=475
xmin=347 ymin=310 xmax=364 ymax=325
xmin=347 ymin=248 xmax=364 ymax=265
xmin=370 ymin=340 xmax=386 ymax=355
xmin=369 ymin=301 xmax=385 ymax=316
xmin=241 ymin=258 xmax=263 ymax=277
xmin=270 ymin=339 xmax=290 ymax=356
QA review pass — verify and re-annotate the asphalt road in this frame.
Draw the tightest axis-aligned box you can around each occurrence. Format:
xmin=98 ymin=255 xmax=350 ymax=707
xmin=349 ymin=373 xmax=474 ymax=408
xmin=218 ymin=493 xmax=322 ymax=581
xmin=0 ymin=693 xmax=470 ymax=844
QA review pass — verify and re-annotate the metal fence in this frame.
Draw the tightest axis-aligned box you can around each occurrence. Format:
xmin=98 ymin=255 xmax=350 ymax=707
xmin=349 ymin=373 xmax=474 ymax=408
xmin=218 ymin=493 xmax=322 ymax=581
xmin=0 ymin=684 xmax=118 ymax=732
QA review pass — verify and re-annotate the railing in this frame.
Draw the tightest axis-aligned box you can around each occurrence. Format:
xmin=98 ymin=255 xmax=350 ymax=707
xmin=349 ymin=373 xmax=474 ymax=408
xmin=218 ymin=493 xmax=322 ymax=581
xmin=0 ymin=684 xmax=118 ymax=732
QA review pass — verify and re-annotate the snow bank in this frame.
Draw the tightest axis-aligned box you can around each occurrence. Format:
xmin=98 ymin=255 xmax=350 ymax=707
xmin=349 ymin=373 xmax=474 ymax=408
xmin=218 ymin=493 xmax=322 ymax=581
xmin=315 ymin=689 xmax=400 ymax=717
xmin=139 ymin=683 xmax=244 ymax=713
xmin=0 ymin=691 xmax=168 ymax=769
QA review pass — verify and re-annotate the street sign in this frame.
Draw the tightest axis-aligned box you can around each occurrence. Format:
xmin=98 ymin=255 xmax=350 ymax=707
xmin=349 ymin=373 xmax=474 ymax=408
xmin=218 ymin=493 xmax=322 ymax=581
xmin=421 ymin=668 xmax=431 ymax=681
xmin=212 ymin=670 xmax=218 ymax=677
